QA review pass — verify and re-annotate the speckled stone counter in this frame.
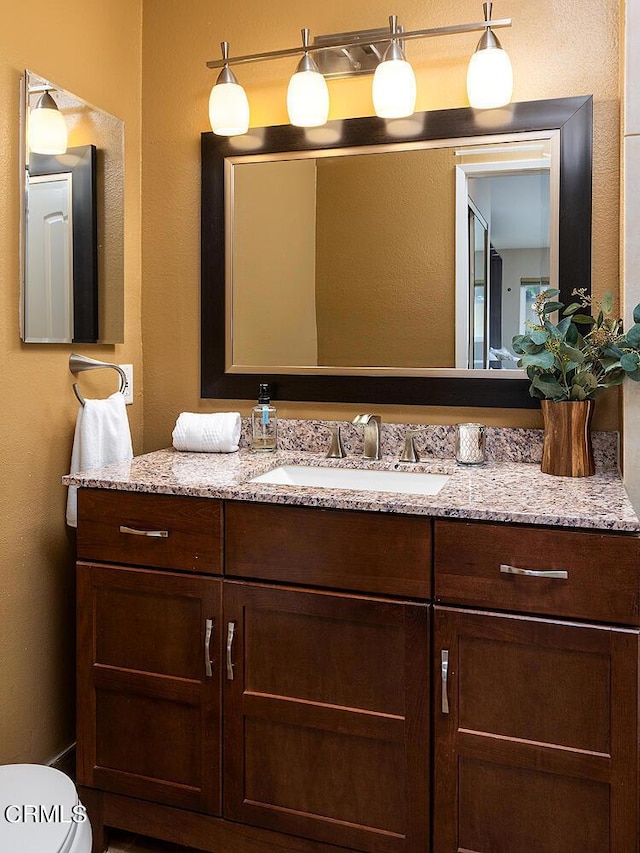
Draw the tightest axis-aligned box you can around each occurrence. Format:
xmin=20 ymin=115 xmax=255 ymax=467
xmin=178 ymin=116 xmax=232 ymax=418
xmin=64 ymin=421 xmax=640 ymax=533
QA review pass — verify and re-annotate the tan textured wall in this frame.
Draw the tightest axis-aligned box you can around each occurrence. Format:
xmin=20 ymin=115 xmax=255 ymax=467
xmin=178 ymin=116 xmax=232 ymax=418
xmin=233 ymin=158 xmax=318 ymax=366
xmin=315 ymin=148 xmax=455 ymax=368
xmin=0 ymin=3 xmax=143 ymax=762
xmin=142 ymin=0 xmax=620 ymax=451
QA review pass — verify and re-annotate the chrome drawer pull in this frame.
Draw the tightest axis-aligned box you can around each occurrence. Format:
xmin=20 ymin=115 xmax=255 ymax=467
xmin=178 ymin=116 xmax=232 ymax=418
xmin=226 ymin=622 xmax=236 ymax=681
xmin=204 ymin=618 xmax=214 ymax=677
xmin=500 ymin=564 xmax=568 ymax=579
xmin=441 ymin=649 xmax=450 ymax=715
xmin=119 ymin=525 xmax=169 ymax=538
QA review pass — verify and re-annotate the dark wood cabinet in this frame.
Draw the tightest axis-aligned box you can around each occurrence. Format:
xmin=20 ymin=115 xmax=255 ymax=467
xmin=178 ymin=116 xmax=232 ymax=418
xmin=223 ymin=580 xmax=429 ymax=853
xmin=434 ymin=520 xmax=640 ymax=626
xmin=225 ymin=501 xmax=432 ymax=598
xmin=77 ymin=562 xmax=223 ymax=814
xmin=74 ymin=491 xmax=640 ymax=853
xmin=433 ymin=605 xmax=640 ymax=853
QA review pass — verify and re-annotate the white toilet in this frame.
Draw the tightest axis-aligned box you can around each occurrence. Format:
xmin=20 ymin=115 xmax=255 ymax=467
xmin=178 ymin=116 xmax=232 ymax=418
xmin=0 ymin=764 xmax=92 ymax=853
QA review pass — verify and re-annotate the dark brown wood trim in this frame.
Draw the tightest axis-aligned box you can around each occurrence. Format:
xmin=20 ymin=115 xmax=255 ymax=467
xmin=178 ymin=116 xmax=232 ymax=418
xmin=201 ymin=96 xmax=592 ymax=407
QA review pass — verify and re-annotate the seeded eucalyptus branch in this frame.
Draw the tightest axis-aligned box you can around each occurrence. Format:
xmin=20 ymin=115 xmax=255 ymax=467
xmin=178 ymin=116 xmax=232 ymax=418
xmin=512 ymin=289 xmax=640 ymax=401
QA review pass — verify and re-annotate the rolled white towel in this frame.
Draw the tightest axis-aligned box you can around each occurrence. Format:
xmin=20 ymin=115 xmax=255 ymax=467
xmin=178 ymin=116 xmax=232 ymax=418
xmin=172 ymin=411 xmax=241 ymax=453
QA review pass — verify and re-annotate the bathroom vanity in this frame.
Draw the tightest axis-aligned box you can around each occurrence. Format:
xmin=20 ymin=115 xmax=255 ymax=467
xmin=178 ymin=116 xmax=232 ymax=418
xmin=68 ymin=443 xmax=640 ymax=853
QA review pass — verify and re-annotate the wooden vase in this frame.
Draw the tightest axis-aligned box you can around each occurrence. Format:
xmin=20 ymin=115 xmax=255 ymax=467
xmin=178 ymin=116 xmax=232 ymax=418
xmin=540 ymin=400 xmax=595 ymax=477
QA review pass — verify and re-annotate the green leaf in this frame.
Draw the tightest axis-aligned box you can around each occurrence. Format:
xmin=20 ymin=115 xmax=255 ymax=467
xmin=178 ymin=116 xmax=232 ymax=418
xmin=572 ymin=314 xmax=596 ymax=325
xmin=625 ymin=324 xmax=640 ymax=349
xmin=541 ymin=288 xmax=560 ymax=298
xmin=621 ymin=352 xmax=640 ymax=372
xmin=532 ymin=375 xmax=567 ymax=400
xmin=542 ymin=301 xmax=563 ymax=315
xmin=570 ymin=384 xmax=588 ymax=401
xmin=559 ymin=343 xmax=585 ymax=363
xmin=600 ymin=356 xmax=620 ymax=370
xmin=633 ymin=304 xmax=640 ymax=324
xmin=530 ymin=329 xmax=548 ymax=345
xmin=597 ymin=310 xmax=604 ymax=326
xmin=603 ymin=344 xmax=624 ymax=358
xmin=600 ymin=371 xmax=626 ymax=387
xmin=519 ymin=340 xmax=546 ymax=355
xmin=601 ymin=292 xmax=615 ymax=314
xmin=511 ymin=335 xmax=526 ymax=354
xmin=521 ymin=350 xmax=556 ymax=370
xmin=566 ymin=323 xmax=579 ymax=345
xmin=575 ymin=372 xmax=598 ymax=389
xmin=563 ymin=303 xmax=581 ymax=315
xmin=627 ymin=368 xmax=640 ymax=382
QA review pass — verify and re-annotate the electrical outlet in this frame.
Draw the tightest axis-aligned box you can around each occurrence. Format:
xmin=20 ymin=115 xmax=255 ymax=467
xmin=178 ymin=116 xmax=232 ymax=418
xmin=119 ymin=364 xmax=134 ymax=405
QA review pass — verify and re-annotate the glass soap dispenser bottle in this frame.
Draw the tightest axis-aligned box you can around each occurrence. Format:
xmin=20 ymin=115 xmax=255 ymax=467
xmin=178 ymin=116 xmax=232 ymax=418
xmin=251 ymin=383 xmax=277 ymax=452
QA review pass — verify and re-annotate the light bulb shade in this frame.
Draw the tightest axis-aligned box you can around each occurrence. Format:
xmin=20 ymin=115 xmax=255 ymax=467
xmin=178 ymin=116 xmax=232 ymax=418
xmin=467 ymin=46 xmax=513 ymax=109
xmin=209 ymin=81 xmax=250 ymax=136
xmin=372 ymin=59 xmax=417 ymax=119
xmin=287 ymin=69 xmax=330 ymax=127
xmin=28 ymin=94 xmax=67 ymax=155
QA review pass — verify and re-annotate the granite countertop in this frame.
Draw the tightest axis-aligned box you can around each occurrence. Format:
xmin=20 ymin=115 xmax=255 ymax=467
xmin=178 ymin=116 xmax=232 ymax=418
xmin=64 ymin=444 xmax=640 ymax=534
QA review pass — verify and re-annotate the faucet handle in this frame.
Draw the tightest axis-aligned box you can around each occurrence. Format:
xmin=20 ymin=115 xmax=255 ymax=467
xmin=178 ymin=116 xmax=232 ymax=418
xmin=399 ymin=426 xmax=430 ymax=463
xmin=326 ymin=424 xmax=346 ymax=459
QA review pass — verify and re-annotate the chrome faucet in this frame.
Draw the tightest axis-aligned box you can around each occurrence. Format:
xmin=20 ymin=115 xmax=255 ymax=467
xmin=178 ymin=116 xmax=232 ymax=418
xmin=352 ymin=414 xmax=382 ymax=460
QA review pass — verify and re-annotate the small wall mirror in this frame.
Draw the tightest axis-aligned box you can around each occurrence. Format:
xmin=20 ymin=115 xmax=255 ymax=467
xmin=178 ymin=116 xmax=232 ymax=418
xmin=20 ymin=70 xmax=125 ymax=344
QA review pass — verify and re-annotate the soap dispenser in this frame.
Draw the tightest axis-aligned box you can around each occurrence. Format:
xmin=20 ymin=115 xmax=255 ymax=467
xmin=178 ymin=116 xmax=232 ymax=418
xmin=251 ymin=383 xmax=277 ymax=452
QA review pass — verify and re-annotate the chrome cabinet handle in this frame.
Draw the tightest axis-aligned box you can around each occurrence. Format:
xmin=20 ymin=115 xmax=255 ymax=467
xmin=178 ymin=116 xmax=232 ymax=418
xmin=226 ymin=622 xmax=236 ymax=681
xmin=500 ymin=563 xmax=568 ymax=579
xmin=204 ymin=618 xmax=214 ymax=677
xmin=119 ymin=525 xmax=169 ymax=538
xmin=441 ymin=649 xmax=450 ymax=715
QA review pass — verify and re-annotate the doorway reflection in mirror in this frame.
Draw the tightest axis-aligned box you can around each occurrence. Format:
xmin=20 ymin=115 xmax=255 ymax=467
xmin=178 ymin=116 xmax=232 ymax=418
xmin=20 ymin=70 xmax=124 ymax=344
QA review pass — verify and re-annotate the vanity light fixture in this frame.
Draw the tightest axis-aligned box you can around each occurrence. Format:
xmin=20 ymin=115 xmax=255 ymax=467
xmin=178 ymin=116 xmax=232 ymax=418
xmin=466 ymin=1 xmax=513 ymax=109
xmin=372 ymin=16 xmax=417 ymax=119
xmin=205 ymin=4 xmax=513 ymax=136
xmin=208 ymin=41 xmax=250 ymax=136
xmin=287 ymin=28 xmax=330 ymax=127
xmin=28 ymin=89 xmax=67 ymax=155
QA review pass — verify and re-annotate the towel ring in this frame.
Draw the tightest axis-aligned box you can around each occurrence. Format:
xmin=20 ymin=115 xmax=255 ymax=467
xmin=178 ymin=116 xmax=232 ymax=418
xmin=69 ymin=353 xmax=128 ymax=407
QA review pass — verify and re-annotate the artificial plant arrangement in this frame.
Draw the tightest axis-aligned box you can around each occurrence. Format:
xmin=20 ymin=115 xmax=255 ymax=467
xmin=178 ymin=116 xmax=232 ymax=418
xmin=512 ymin=288 xmax=640 ymax=401
xmin=512 ymin=288 xmax=640 ymax=476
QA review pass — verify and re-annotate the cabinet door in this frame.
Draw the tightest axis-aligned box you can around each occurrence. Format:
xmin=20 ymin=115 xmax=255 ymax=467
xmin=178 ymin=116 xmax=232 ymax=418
xmin=434 ymin=606 xmax=640 ymax=853
xmin=77 ymin=562 xmax=222 ymax=814
xmin=223 ymin=581 xmax=429 ymax=853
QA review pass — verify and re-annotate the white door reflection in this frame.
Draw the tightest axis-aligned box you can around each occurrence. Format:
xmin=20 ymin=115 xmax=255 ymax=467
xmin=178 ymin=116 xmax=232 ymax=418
xmin=25 ymin=173 xmax=73 ymax=342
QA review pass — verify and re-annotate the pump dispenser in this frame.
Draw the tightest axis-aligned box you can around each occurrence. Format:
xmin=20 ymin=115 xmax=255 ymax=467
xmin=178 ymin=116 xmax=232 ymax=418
xmin=251 ymin=383 xmax=277 ymax=451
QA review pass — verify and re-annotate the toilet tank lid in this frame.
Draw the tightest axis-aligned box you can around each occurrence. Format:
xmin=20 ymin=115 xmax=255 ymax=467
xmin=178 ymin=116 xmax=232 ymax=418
xmin=0 ymin=764 xmax=84 ymax=853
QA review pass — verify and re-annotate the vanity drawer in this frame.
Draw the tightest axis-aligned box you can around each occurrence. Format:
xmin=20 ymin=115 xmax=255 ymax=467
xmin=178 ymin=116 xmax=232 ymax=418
xmin=77 ymin=489 xmax=223 ymax=574
xmin=434 ymin=520 xmax=640 ymax=625
xmin=225 ymin=501 xmax=432 ymax=597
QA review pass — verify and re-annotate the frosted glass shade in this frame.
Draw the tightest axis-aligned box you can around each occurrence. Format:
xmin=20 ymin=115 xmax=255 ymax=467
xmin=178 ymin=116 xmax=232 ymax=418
xmin=28 ymin=104 xmax=67 ymax=155
xmin=287 ymin=70 xmax=330 ymax=127
xmin=372 ymin=58 xmax=417 ymax=119
xmin=209 ymin=81 xmax=250 ymax=136
xmin=467 ymin=47 xmax=513 ymax=109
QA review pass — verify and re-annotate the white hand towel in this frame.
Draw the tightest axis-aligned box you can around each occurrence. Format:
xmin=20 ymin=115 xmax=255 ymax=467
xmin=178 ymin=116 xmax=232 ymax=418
xmin=172 ymin=412 xmax=241 ymax=453
xmin=66 ymin=392 xmax=134 ymax=527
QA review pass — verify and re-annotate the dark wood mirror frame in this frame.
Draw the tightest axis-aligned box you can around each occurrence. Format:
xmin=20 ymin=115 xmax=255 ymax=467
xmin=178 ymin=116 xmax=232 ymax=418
xmin=201 ymin=95 xmax=592 ymax=407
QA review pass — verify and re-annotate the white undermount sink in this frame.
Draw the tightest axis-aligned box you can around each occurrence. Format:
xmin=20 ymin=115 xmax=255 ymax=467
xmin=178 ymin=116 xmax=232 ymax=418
xmin=248 ymin=465 xmax=450 ymax=496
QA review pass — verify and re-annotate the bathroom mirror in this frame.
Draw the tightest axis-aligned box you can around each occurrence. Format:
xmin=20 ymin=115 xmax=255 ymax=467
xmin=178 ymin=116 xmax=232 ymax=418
xmin=202 ymin=96 xmax=592 ymax=406
xmin=20 ymin=70 xmax=125 ymax=344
